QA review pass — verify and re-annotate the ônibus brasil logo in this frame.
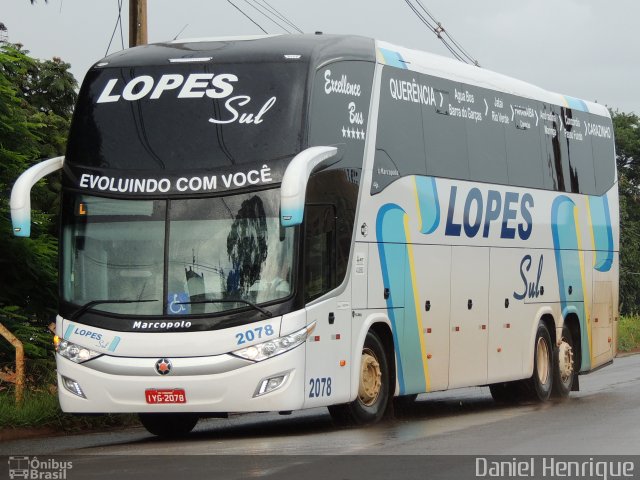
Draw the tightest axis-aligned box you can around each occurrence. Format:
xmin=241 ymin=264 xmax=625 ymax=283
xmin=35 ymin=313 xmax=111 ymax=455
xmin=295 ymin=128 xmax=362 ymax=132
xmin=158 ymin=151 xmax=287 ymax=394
xmin=8 ymin=456 xmax=73 ymax=479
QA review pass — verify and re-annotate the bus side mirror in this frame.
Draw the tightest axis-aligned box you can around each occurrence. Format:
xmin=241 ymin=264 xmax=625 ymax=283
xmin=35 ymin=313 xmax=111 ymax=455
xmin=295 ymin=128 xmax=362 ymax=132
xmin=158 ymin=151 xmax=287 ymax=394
xmin=280 ymin=146 xmax=339 ymax=227
xmin=10 ymin=156 xmax=64 ymax=237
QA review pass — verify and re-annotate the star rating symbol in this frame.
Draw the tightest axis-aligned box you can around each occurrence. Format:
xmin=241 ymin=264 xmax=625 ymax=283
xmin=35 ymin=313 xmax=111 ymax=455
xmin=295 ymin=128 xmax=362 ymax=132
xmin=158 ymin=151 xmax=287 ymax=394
xmin=342 ymin=126 xmax=366 ymax=141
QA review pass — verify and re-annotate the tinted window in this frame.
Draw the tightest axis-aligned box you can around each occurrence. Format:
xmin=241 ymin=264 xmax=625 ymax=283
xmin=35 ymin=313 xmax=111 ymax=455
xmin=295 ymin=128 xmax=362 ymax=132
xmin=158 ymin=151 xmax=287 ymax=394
xmin=66 ymin=62 xmax=308 ymax=171
xmin=466 ymin=86 xmax=508 ymax=184
xmin=304 ymin=204 xmax=336 ymax=301
xmin=371 ymin=68 xmax=615 ymax=196
xmin=588 ymin=116 xmax=616 ymax=194
xmin=504 ymin=96 xmax=543 ymax=188
xmin=372 ymin=67 xmax=426 ymax=193
xmin=562 ymin=109 xmax=596 ymax=194
xmin=306 ymin=169 xmax=359 ymax=288
xmin=539 ymin=103 xmax=567 ymax=191
xmin=423 ymin=76 xmax=469 ymax=180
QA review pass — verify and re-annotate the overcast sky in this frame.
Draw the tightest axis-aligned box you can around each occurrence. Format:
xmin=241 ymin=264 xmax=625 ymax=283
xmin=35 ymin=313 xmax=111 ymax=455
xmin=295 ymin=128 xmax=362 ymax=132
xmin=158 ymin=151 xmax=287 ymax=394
xmin=2 ymin=0 xmax=638 ymax=114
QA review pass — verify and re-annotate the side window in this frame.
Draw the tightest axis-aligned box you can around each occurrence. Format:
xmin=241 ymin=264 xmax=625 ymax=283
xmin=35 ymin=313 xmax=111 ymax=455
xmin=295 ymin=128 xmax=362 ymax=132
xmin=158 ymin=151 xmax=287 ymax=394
xmin=562 ymin=109 xmax=596 ymax=194
xmin=304 ymin=204 xmax=336 ymax=302
xmin=504 ymin=96 xmax=544 ymax=189
xmin=539 ymin=103 xmax=567 ymax=191
xmin=372 ymin=67 xmax=426 ymax=194
xmin=466 ymin=86 xmax=508 ymax=184
xmin=423 ymin=77 xmax=469 ymax=180
xmin=589 ymin=116 xmax=616 ymax=194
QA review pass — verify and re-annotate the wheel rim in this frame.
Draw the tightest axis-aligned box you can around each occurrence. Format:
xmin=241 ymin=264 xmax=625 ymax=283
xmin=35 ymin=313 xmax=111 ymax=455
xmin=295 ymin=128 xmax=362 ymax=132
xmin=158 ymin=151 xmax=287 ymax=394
xmin=558 ymin=338 xmax=574 ymax=384
xmin=536 ymin=336 xmax=551 ymax=385
xmin=358 ymin=348 xmax=382 ymax=407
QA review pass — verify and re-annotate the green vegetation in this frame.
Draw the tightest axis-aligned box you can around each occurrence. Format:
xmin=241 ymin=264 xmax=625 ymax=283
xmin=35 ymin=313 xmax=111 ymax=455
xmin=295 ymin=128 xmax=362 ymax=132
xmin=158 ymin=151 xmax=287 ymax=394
xmin=615 ymin=111 xmax=640 ymax=315
xmin=618 ymin=315 xmax=640 ymax=352
xmin=0 ymin=390 xmax=137 ymax=431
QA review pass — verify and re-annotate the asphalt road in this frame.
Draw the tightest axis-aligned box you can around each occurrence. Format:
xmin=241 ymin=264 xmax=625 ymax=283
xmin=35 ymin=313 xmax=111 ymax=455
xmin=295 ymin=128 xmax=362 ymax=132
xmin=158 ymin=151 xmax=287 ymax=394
xmin=2 ymin=354 xmax=639 ymax=479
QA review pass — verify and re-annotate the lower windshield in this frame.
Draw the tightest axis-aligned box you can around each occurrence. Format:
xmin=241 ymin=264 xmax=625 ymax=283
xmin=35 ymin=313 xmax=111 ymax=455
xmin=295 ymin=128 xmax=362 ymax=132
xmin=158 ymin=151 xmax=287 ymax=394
xmin=167 ymin=193 xmax=293 ymax=316
xmin=62 ymin=190 xmax=294 ymax=317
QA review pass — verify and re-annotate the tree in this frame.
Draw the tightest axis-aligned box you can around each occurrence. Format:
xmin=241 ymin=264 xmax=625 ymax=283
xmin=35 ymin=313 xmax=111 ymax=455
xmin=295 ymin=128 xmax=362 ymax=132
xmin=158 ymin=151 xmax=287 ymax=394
xmin=0 ymin=43 xmax=76 ymax=324
xmin=612 ymin=110 xmax=640 ymax=314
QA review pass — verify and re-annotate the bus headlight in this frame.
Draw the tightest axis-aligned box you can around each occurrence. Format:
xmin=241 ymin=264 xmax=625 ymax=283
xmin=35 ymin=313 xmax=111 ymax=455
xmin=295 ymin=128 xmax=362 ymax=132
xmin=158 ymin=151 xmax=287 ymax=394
xmin=232 ymin=322 xmax=316 ymax=362
xmin=56 ymin=339 xmax=101 ymax=363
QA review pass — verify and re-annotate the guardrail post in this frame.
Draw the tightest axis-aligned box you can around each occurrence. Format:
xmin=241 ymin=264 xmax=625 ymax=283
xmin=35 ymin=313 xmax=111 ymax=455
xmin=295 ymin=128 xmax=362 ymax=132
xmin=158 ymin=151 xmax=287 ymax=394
xmin=0 ymin=323 xmax=25 ymax=406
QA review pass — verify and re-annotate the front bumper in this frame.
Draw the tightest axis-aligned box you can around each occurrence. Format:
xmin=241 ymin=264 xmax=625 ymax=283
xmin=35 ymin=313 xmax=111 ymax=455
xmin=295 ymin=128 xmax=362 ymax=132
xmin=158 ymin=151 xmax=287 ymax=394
xmin=56 ymin=345 xmax=306 ymax=413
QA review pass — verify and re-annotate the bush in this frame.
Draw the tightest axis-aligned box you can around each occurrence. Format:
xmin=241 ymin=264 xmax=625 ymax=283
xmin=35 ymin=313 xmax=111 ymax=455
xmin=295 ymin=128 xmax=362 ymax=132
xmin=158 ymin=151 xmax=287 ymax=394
xmin=618 ymin=315 xmax=640 ymax=352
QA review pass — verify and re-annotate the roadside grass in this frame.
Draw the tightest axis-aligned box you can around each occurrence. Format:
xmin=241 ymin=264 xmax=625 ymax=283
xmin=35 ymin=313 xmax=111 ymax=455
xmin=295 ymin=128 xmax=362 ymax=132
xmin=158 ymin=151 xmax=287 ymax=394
xmin=0 ymin=388 xmax=138 ymax=431
xmin=618 ymin=315 xmax=640 ymax=352
xmin=0 ymin=359 xmax=138 ymax=432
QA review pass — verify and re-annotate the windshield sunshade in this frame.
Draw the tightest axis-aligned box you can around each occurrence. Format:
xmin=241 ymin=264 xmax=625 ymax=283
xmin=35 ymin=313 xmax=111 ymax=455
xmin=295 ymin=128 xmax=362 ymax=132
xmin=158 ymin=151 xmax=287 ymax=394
xmin=66 ymin=61 xmax=307 ymax=170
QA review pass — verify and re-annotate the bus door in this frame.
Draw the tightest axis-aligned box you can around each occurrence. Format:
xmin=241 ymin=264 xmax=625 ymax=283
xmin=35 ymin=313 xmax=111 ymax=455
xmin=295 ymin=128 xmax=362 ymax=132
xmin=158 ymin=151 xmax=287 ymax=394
xmin=303 ymin=204 xmax=352 ymax=407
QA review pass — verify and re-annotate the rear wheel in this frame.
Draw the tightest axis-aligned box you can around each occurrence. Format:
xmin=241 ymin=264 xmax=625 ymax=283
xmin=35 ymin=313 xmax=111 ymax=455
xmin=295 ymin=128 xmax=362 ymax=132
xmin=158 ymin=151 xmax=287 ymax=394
xmin=552 ymin=324 xmax=575 ymax=398
xmin=139 ymin=413 xmax=199 ymax=438
xmin=329 ymin=331 xmax=390 ymax=426
xmin=521 ymin=321 xmax=554 ymax=402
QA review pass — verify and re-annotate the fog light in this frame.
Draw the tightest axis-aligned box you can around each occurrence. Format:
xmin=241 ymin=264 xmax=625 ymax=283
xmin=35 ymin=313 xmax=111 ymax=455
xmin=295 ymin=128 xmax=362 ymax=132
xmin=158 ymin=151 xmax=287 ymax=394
xmin=61 ymin=375 xmax=86 ymax=398
xmin=254 ymin=371 xmax=290 ymax=397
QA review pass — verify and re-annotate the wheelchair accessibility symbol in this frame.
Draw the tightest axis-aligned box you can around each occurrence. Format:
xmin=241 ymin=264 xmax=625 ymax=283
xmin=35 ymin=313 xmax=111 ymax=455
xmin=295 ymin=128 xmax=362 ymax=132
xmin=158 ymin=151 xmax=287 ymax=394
xmin=168 ymin=292 xmax=190 ymax=315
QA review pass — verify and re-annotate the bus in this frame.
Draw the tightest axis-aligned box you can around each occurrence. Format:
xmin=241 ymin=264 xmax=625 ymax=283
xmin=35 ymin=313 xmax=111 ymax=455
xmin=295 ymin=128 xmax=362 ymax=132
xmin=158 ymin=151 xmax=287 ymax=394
xmin=11 ymin=34 xmax=618 ymax=437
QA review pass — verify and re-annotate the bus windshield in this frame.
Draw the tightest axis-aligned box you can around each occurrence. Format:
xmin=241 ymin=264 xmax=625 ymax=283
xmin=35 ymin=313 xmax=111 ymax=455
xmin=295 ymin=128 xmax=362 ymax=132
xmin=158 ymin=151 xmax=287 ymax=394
xmin=65 ymin=61 xmax=308 ymax=171
xmin=61 ymin=189 xmax=294 ymax=317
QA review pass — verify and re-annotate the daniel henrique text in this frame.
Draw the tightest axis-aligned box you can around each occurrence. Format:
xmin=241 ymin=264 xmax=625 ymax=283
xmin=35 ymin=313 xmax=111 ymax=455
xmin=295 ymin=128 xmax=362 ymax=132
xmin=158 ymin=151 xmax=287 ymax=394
xmin=476 ymin=457 xmax=635 ymax=480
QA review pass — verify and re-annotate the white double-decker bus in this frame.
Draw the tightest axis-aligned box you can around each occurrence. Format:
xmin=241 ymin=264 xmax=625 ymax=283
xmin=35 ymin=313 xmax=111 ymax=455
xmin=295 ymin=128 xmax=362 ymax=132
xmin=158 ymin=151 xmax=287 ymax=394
xmin=11 ymin=34 xmax=618 ymax=436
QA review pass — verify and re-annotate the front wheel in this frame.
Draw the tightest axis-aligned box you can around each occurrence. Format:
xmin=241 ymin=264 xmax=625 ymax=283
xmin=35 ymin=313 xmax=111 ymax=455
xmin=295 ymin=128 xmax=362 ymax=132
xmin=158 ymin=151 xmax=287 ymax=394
xmin=521 ymin=321 xmax=554 ymax=402
xmin=328 ymin=330 xmax=390 ymax=426
xmin=139 ymin=413 xmax=199 ymax=438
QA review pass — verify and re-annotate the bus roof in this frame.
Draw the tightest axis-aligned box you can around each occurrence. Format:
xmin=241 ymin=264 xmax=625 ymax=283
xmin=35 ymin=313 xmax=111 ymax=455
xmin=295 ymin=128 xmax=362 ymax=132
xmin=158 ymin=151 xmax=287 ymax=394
xmin=375 ymin=39 xmax=609 ymax=118
xmin=94 ymin=34 xmax=608 ymax=119
xmin=94 ymin=34 xmax=375 ymax=70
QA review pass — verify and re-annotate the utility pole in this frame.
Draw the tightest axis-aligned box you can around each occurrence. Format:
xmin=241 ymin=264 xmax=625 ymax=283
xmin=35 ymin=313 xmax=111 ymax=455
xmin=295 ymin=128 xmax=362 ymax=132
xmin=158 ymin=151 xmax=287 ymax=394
xmin=129 ymin=0 xmax=148 ymax=47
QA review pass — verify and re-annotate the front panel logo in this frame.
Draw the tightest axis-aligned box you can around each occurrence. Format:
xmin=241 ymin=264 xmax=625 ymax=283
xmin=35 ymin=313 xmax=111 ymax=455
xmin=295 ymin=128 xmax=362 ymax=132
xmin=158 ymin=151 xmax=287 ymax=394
xmin=155 ymin=358 xmax=173 ymax=376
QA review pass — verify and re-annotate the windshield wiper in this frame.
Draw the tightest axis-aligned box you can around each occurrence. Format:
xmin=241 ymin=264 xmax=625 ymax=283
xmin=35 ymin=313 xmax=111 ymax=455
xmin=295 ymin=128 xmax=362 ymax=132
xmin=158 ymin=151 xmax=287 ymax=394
xmin=179 ymin=299 xmax=273 ymax=318
xmin=70 ymin=299 xmax=158 ymax=321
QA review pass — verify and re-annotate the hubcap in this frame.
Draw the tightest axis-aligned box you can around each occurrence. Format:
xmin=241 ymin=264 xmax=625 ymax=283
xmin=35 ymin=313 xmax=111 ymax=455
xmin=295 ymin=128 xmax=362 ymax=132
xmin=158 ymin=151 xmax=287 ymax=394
xmin=558 ymin=339 xmax=574 ymax=384
xmin=358 ymin=348 xmax=382 ymax=407
xmin=536 ymin=337 xmax=550 ymax=385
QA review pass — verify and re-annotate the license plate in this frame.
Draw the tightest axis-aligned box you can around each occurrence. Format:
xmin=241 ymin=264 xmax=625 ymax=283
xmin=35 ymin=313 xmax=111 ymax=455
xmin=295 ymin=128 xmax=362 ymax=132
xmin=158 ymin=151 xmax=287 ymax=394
xmin=145 ymin=388 xmax=187 ymax=404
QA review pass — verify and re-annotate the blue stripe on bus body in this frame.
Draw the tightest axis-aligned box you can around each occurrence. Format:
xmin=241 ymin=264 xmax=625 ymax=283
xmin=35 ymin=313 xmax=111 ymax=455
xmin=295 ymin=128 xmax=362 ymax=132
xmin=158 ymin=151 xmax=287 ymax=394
xmin=563 ymin=95 xmax=589 ymax=113
xmin=378 ymin=48 xmax=407 ymax=69
xmin=415 ymin=176 xmax=440 ymax=234
xmin=376 ymin=204 xmax=428 ymax=394
xmin=551 ymin=196 xmax=591 ymax=371
xmin=108 ymin=336 xmax=121 ymax=352
xmin=63 ymin=323 xmax=75 ymax=340
xmin=589 ymin=195 xmax=614 ymax=272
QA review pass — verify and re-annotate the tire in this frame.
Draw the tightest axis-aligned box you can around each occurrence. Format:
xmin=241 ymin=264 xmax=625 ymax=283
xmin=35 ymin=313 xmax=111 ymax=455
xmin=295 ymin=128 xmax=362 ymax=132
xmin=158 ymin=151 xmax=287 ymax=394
xmin=552 ymin=324 xmax=575 ymax=398
xmin=139 ymin=413 xmax=199 ymax=438
xmin=328 ymin=331 xmax=391 ymax=426
xmin=521 ymin=321 xmax=554 ymax=402
xmin=489 ymin=382 xmax=520 ymax=404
